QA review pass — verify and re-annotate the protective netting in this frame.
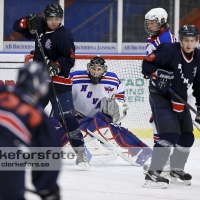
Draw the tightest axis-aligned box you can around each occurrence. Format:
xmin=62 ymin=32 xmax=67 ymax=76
xmin=25 ymin=54 xmax=154 ymax=147
xmin=73 ymin=55 xmax=154 ymax=147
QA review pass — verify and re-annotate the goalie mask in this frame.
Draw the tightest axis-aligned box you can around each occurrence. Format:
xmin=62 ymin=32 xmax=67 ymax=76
xmin=87 ymin=56 xmax=107 ymax=85
xmin=17 ymin=61 xmax=49 ymax=99
xmin=44 ymin=4 xmax=63 ymax=19
xmin=144 ymin=8 xmax=168 ymax=36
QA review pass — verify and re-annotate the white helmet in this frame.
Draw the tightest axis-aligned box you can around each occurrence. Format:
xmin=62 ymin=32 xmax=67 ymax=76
xmin=144 ymin=8 xmax=168 ymax=36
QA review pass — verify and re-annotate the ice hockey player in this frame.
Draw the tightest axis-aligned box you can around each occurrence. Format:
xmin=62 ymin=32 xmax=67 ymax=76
xmin=51 ymin=56 xmax=152 ymax=166
xmin=145 ymin=7 xmax=176 ymax=57
xmin=143 ymin=7 xmax=176 ymax=174
xmin=142 ymin=24 xmax=200 ymax=188
xmin=13 ymin=3 xmax=89 ymax=169
xmin=0 ymin=62 xmax=60 ymax=200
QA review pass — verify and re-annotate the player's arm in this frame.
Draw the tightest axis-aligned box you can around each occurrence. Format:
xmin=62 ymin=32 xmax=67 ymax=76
xmin=102 ymin=97 xmax=129 ymax=124
xmin=13 ymin=15 xmax=43 ymax=39
xmin=192 ymin=63 xmax=200 ymax=124
xmin=102 ymin=74 xmax=128 ymax=123
xmin=112 ymin=76 xmax=125 ymax=101
xmin=142 ymin=43 xmax=173 ymax=79
xmin=142 ymin=44 xmax=174 ymax=92
xmin=54 ymin=31 xmax=75 ymax=78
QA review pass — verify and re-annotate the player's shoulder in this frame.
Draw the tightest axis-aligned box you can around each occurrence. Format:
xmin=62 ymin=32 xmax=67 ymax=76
xmin=70 ymin=70 xmax=88 ymax=76
xmin=105 ymin=71 xmax=119 ymax=78
xmin=58 ymin=26 xmax=73 ymax=35
xmin=70 ymin=70 xmax=89 ymax=80
xmin=194 ymin=48 xmax=200 ymax=64
xmin=194 ymin=48 xmax=200 ymax=55
xmin=54 ymin=25 xmax=74 ymax=41
xmin=159 ymin=29 xmax=174 ymax=43
xmin=156 ymin=42 xmax=179 ymax=52
xmin=103 ymin=71 xmax=121 ymax=83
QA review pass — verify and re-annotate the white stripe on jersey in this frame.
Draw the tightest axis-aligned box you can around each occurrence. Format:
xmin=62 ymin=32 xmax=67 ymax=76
xmin=70 ymin=70 xmax=125 ymax=118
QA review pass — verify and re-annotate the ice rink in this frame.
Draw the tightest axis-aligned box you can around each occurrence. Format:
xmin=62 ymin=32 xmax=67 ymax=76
xmin=25 ymin=139 xmax=200 ymax=200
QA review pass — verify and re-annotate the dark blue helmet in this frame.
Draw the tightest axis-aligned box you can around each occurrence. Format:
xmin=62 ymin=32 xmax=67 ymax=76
xmin=17 ymin=61 xmax=49 ymax=98
xmin=179 ymin=25 xmax=200 ymax=41
xmin=44 ymin=4 xmax=63 ymax=19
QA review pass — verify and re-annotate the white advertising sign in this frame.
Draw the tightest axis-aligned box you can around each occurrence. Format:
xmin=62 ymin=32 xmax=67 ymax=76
xmin=3 ymin=41 xmax=146 ymax=54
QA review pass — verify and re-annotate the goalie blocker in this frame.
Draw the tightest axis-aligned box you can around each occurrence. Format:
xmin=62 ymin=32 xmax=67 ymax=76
xmin=51 ymin=112 xmax=152 ymax=166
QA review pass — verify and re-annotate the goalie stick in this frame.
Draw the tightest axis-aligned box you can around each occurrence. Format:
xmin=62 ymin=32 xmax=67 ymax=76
xmin=87 ymin=129 xmax=140 ymax=166
xmin=34 ymin=29 xmax=69 ymax=134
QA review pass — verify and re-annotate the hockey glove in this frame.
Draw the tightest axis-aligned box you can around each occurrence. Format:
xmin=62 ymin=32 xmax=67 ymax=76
xmin=47 ymin=60 xmax=61 ymax=77
xmin=102 ymin=97 xmax=129 ymax=123
xmin=195 ymin=106 xmax=200 ymax=125
xmin=151 ymin=69 xmax=174 ymax=92
xmin=26 ymin=14 xmax=39 ymax=34
xmin=38 ymin=187 xmax=60 ymax=200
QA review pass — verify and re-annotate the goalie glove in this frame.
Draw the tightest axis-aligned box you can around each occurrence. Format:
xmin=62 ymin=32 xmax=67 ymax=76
xmin=151 ymin=69 xmax=174 ymax=92
xmin=26 ymin=14 xmax=39 ymax=34
xmin=102 ymin=97 xmax=129 ymax=123
xmin=47 ymin=60 xmax=61 ymax=77
xmin=195 ymin=106 xmax=200 ymax=125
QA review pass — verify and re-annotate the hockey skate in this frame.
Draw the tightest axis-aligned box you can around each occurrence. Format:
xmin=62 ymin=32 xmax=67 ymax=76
xmin=143 ymin=158 xmax=170 ymax=178
xmin=76 ymin=151 xmax=90 ymax=170
xmin=170 ymin=169 xmax=192 ymax=186
xmin=143 ymin=170 xmax=169 ymax=189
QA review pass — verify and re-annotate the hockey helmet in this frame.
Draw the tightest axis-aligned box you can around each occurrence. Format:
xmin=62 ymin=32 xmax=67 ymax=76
xmin=179 ymin=25 xmax=200 ymax=41
xmin=44 ymin=4 xmax=63 ymax=19
xmin=144 ymin=7 xmax=168 ymax=36
xmin=17 ymin=61 xmax=49 ymax=99
xmin=87 ymin=56 xmax=107 ymax=85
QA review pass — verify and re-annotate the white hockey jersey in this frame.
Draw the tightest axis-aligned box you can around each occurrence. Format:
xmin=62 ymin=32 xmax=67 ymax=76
xmin=70 ymin=70 xmax=125 ymax=118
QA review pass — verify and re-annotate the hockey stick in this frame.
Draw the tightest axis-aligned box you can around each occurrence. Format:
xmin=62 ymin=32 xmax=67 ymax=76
xmin=168 ymin=87 xmax=200 ymax=131
xmin=35 ymin=30 xmax=69 ymax=133
xmin=87 ymin=129 xmax=140 ymax=166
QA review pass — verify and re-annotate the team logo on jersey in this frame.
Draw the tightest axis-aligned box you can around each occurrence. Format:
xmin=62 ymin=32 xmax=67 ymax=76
xmin=45 ymin=39 xmax=52 ymax=49
xmin=193 ymin=67 xmax=197 ymax=77
xmin=104 ymin=86 xmax=114 ymax=93
xmin=178 ymin=64 xmax=190 ymax=88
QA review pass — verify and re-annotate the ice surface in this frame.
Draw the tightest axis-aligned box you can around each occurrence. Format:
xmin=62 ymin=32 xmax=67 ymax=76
xmin=25 ymin=139 xmax=200 ymax=200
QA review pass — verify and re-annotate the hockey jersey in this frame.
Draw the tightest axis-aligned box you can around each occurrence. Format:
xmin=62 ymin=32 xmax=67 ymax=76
xmin=142 ymin=43 xmax=200 ymax=112
xmin=70 ymin=70 xmax=125 ymax=118
xmin=146 ymin=28 xmax=176 ymax=56
xmin=13 ymin=17 xmax=75 ymax=92
xmin=0 ymin=85 xmax=60 ymax=191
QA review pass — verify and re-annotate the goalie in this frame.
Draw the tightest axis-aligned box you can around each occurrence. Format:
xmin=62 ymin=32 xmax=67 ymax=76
xmin=51 ymin=56 xmax=152 ymax=166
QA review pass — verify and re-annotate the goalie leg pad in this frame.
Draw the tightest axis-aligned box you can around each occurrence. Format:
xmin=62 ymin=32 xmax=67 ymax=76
xmin=87 ymin=112 xmax=152 ymax=165
xmin=51 ymin=116 xmax=95 ymax=146
xmin=135 ymin=147 xmax=152 ymax=166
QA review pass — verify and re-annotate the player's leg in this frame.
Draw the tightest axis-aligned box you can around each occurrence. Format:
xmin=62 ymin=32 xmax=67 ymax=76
xmin=50 ymin=90 xmax=89 ymax=169
xmin=143 ymin=93 xmax=180 ymax=188
xmin=143 ymin=116 xmax=170 ymax=175
xmin=169 ymin=108 xmax=194 ymax=185
xmin=0 ymin=170 xmax=25 ymax=200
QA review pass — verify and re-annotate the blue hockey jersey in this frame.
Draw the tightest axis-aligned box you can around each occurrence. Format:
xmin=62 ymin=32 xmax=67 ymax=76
xmin=0 ymin=85 xmax=60 ymax=192
xmin=146 ymin=28 xmax=176 ymax=56
xmin=142 ymin=43 xmax=200 ymax=112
